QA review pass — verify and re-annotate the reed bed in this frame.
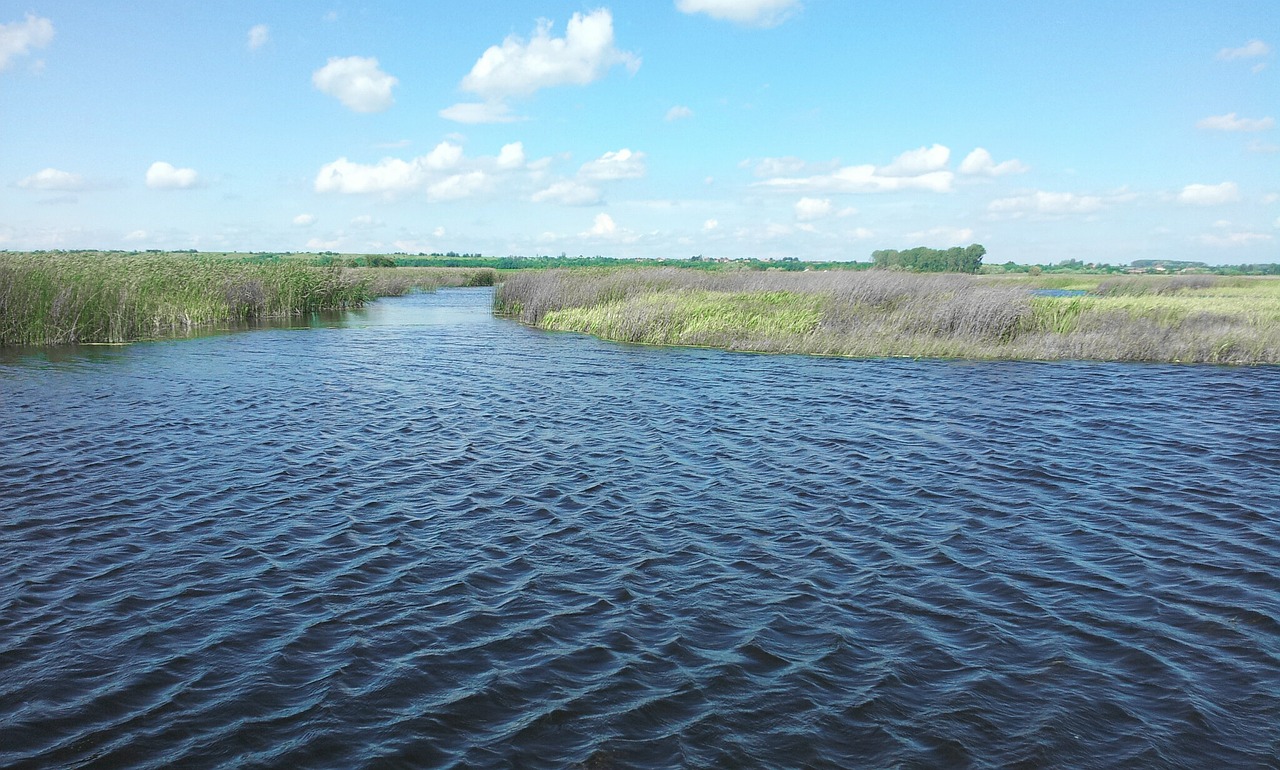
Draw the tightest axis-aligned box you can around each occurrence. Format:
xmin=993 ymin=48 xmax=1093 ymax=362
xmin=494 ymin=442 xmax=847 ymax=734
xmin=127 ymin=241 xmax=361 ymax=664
xmin=353 ymin=266 xmax=498 ymax=297
xmin=495 ymin=269 xmax=1280 ymax=364
xmin=1 ymin=252 xmax=369 ymax=345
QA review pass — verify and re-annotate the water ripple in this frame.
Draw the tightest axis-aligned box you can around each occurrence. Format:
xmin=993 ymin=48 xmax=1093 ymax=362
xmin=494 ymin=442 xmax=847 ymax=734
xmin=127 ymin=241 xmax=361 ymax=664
xmin=2 ymin=288 xmax=1279 ymax=768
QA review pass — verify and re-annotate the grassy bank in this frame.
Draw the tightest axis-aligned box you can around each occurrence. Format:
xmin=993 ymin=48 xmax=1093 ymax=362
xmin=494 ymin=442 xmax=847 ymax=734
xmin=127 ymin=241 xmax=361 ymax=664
xmin=0 ymin=252 xmax=376 ymax=345
xmin=494 ymin=269 xmax=1280 ymax=364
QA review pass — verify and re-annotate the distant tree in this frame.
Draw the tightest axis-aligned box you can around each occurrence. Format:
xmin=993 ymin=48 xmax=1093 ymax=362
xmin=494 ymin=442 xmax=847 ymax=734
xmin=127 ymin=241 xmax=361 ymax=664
xmin=872 ymin=244 xmax=984 ymax=273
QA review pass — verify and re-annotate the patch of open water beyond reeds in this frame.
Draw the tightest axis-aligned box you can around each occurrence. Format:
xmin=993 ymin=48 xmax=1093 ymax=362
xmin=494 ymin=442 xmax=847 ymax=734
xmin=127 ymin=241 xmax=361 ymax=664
xmin=2 ymin=288 xmax=1278 ymax=768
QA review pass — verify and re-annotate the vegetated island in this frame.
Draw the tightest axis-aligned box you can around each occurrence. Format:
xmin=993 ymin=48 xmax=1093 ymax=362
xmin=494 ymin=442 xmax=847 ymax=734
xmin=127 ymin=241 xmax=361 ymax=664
xmin=3 ymin=248 xmax=1279 ymax=363
xmin=494 ymin=267 xmax=1280 ymax=365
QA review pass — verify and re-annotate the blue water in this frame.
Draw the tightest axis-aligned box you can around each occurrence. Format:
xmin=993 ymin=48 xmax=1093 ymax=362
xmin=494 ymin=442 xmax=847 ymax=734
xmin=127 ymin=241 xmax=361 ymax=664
xmin=2 ymin=288 xmax=1278 ymax=768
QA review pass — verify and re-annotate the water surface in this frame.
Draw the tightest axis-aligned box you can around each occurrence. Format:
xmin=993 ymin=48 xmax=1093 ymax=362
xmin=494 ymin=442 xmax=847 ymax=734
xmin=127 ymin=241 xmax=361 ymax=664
xmin=2 ymin=288 xmax=1278 ymax=768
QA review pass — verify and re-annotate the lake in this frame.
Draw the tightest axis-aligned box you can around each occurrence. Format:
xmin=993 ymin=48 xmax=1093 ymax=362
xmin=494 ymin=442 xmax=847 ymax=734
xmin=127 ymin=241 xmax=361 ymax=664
xmin=2 ymin=287 xmax=1278 ymax=768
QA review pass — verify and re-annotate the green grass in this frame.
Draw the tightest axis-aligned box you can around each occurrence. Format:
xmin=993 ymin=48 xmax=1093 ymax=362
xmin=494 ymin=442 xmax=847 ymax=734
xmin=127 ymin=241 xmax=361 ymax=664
xmin=0 ymin=252 xmax=371 ymax=345
xmin=496 ymin=269 xmax=1280 ymax=364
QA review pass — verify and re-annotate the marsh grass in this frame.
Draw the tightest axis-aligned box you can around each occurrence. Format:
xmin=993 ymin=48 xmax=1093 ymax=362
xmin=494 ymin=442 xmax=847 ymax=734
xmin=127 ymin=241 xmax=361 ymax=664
xmin=1 ymin=253 xmax=370 ymax=345
xmin=351 ymin=266 xmax=498 ymax=297
xmin=496 ymin=269 xmax=1280 ymax=364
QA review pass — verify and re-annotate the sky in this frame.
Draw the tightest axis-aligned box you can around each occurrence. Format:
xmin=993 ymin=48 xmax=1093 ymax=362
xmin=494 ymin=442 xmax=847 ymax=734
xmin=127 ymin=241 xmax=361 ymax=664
xmin=1 ymin=1 xmax=1277 ymax=264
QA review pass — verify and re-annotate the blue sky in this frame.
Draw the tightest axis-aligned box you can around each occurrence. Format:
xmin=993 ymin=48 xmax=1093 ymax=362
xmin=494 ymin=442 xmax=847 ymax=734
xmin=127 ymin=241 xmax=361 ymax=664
xmin=2 ymin=1 xmax=1276 ymax=264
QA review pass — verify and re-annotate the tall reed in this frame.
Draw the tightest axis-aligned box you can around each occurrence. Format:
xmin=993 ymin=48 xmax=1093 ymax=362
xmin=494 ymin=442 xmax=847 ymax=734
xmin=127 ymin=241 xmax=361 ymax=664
xmin=1 ymin=252 xmax=370 ymax=345
xmin=494 ymin=269 xmax=1280 ymax=364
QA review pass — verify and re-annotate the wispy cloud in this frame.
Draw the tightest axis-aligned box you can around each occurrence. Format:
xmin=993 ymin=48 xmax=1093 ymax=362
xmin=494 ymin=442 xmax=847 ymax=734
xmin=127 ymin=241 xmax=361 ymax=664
xmin=1197 ymin=112 xmax=1275 ymax=132
xmin=0 ymin=13 xmax=54 ymax=72
xmin=246 ymin=24 xmax=269 ymax=51
xmin=1177 ymin=182 xmax=1241 ymax=206
xmin=676 ymin=0 xmax=802 ymax=28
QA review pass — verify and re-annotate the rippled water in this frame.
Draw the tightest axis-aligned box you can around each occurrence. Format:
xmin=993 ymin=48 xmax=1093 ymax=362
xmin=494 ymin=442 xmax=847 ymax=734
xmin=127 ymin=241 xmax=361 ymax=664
xmin=2 ymin=288 xmax=1278 ymax=769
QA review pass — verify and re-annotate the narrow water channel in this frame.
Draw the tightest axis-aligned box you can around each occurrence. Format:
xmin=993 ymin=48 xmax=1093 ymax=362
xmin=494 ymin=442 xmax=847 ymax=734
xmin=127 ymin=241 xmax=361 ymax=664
xmin=2 ymin=288 xmax=1277 ymax=768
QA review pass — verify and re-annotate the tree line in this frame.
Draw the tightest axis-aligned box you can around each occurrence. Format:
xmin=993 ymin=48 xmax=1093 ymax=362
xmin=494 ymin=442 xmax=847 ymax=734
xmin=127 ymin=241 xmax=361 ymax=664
xmin=871 ymin=244 xmax=986 ymax=273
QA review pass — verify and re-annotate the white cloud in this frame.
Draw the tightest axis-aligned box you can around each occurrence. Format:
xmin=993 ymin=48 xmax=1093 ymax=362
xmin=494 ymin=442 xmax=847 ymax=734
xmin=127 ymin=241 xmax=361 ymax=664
xmin=750 ymin=156 xmax=812 ymax=177
xmin=1199 ymin=231 xmax=1272 ymax=247
xmin=1248 ymin=141 xmax=1280 ymax=154
xmin=427 ymin=171 xmax=489 ymax=202
xmin=124 ymin=229 xmax=147 ymax=242
xmin=755 ymin=145 xmax=956 ymax=194
xmin=314 ymin=142 xmax=523 ymax=199
xmin=676 ymin=0 xmax=802 ymax=27
xmin=959 ymin=148 xmax=1029 ymax=176
xmin=496 ymin=142 xmax=526 ymax=170
xmin=760 ymin=165 xmax=953 ymax=194
xmin=794 ymin=197 xmax=832 ymax=221
xmin=350 ymin=214 xmax=381 ymax=228
xmin=906 ymin=226 xmax=975 ymax=245
xmin=585 ymin=212 xmax=617 ymax=237
xmin=579 ymin=148 xmax=646 ymax=181
xmin=146 ymin=161 xmax=199 ymax=190
xmin=439 ymin=101 xmax=522 ymax=124
xmin=315 ymin=156 xmax=421 ymax=194
xmin=988 ymin=190 xmax=1111 ymax=217
xmin=1177 ymin=182 xmax=1241 ymax=206
xmin=1196 ymin=112 xmax=1275 ymax=132
xmin=312 ymin=56 xmax=397 ymax=113
xmin=460 ymin=9 xmax=639 ymax=100
xmin=879 ymin=144 xmax=950 ymax=176
xmin=532 ymin=180 xmax=602 ymax=206
xmin=293 ymin=214 xmax=315 ymax=226
xmin=1217 ymin=39 xmax=1271 ymax=60
xmin=703 ymin=218 xmax=719 ymax=231
xmin=0 ymin=14 xmax=54 ymax=72
xmin=424 ymin=141 xmax=463 ymax=170
xmin=665 ymin=105 xmax=694 ymax=121
xmin=18 ymin=167 xmax=86 ymax=191
xmin=247 ymin=24 xmax=269 ymax=50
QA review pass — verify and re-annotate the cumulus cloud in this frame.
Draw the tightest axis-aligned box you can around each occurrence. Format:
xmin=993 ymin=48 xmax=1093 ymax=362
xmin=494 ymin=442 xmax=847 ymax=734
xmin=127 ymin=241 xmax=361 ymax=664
xmin=124 ymin=229 xmax=148 ymax=242
xmin=879 ymin=144 xmax=950 ymax=176
xmin=315 ymin=156 xmax=421 ymax=195
xmin=439 ymin=101 xmax=523 ymax=124
xmin=703 ymin=218 xmax=719 ymax=231
xmin=532 ymin=180 xmax=603 ymax=206
xmin=794 ymin=197 xmax=832 ymax=221
xmin=665 ymin=105 xmax=694 ymax=121
xmin=427 ymin=171 xmax=489 ymax=202
xmin=1196 ymin=113 xmax=1275 ymax=132
xmin=585 ymin=212 xmax=617 ymax=237
xmin=1177 ymin=182 xmax=1241 ymax=206
xmin=146 ymin=161 xmax=199 ymax=190
xmin=293 ymin=214 xmax=315 ymax=226
xmin=0 ymin=13 xmax=54 ymax=72
xmin=496 ymin=142 xmax=526 ymax=170
xmin=676 ymin=0 xmax=802 ymax=27
xmin=312 ymin=56 xmax=397 ymax=113
xmin=1216 ymin=39 xmax=1271 ymax=60
xmin=959 ymin=148 xmax=1029 ymax=176
xmin=18 ymin=167 xmax=86 ymax=191
xmin=460 ymin=9 xmax=639 ymax=100
xmin=314 ymin=142 xmax=519 ymax=200
xmin=579 ymin=148 xmax=646 ymax=181
xmin=247 ymin=24 xmax=269 ymax=50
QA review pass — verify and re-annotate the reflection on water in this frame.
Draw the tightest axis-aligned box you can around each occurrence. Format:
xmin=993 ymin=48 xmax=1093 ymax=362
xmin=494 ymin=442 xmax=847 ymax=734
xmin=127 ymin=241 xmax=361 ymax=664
xmin=2 ymin=288 xmax=1278 ymax=769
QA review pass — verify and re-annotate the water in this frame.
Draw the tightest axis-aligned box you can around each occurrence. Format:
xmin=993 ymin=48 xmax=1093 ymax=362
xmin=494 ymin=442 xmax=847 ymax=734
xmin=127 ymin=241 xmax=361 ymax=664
xmin=2 ymin=288 xmax=1278 ymax=769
